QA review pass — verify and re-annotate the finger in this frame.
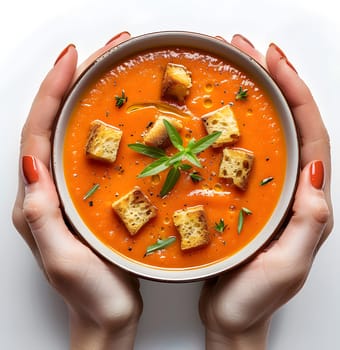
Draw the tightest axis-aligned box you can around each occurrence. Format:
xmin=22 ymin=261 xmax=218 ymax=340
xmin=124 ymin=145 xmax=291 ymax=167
xmin=13 ymin=45 xmax=78 ymax=254
xmin=266 ymin=43 xmax=333 ymax=238
xmin=271 ymin=161 xmax=329 ymax=267
xmin=231 ymin=34 xmax=267 ymax=68
xmin=21 ymin=44 xmax=78 ymax=164
xmin=22 ymin=156 xmax=82 ymax=269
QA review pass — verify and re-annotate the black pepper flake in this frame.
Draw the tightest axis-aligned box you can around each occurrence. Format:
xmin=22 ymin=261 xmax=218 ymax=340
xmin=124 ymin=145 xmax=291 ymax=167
xmin=128 ymin=247 xmax=133 ymax=251
xmin=88 ymin=201 xmax=93 ymax=207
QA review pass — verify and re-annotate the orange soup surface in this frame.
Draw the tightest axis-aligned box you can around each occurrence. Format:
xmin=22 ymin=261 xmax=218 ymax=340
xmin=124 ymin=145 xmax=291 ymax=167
xmin=63 ymin=48 xmax=286 ymax=269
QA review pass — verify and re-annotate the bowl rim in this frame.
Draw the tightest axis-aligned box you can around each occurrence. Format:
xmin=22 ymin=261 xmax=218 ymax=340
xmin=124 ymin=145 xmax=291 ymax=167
xmin=52 ymin=30 xmax=300 ymax=282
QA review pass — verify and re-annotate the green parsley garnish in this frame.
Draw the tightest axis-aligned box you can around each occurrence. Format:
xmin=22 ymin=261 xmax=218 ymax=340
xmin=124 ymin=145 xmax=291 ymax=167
xmin=215 ymin=218 xmax=227 ymax=233
xmin=237 ymin=207 xmax=252 ymax=234
xmin=235 ymin=86 xmax=248 ymax=100
xmin=128 ymin=120 xmax=221 ymax=197
xmin=115 ymin=89 xmax=128 ymax=108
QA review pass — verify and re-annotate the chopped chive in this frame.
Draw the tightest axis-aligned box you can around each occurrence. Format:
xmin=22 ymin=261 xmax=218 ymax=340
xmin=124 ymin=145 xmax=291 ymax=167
xmin=260 ymin=176 xmax=274 ymax=186
xmin=144 ymin=236 xmax=176 ymax=256
xmin=237 ymin=207 xmax=252 ymax=234
xmin=83 ymin=183 xmax=100 ymax=200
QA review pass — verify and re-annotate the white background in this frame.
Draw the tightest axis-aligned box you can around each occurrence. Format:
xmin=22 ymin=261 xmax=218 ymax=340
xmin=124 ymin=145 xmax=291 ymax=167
xmin=1 ymin=0 xmax=339 ymax=349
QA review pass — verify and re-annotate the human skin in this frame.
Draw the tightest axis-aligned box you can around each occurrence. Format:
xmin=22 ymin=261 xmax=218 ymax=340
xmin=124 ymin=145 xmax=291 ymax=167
xmin=13 ymin=32 xmax=143 ymax=350
xmin=199 ymin=34 xmax=333 ymax=350
xmin=12 ymin=32 xmax=333 ymax=350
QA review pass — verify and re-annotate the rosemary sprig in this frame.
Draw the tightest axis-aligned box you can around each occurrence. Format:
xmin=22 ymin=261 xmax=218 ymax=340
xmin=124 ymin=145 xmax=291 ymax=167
xmin=144 ymin=236 xmax=176 ymax=256
xmin=235 ymin=86 xmax=248 ymax=100
xmin=128 ymin=120 xmax=221 ymax=197
xmin=237 ymin=207 xmax=252 ymax=234
xmin=83 ymin=183 xmax=100 ymax=200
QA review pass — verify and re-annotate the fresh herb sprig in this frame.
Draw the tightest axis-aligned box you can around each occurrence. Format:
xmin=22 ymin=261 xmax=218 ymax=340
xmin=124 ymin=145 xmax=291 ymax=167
xmin=144 ymin=236 xmax=176 ymax=256
xmin=128 ymin=120 xmax=221 ymax=197
xmin=235 ymin=86 xmax=248 ymax=100
xmin=237 ymin=207 xmax=252 ymax=234
xmin=215 ymin=218 xmax=227 ymax=233
xmin=115 ymin=89 xmax=128 ymax=108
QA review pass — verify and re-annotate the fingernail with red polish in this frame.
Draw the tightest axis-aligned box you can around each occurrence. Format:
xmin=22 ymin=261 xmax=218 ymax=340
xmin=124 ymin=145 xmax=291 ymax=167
xmin=233 ymin=34 xmax=255 ymax=48
xmin=54 ymin=43 xmax=76 ymax=66
xmin=310 ymin=160 xmax=324 ymax=190
xmin=22 ymin=155 xmax=39 ymax=185
xmin=105 ymin=31 xmax=131 ymax=46
xmin=270 ymin=43 xmax=298 ymax=73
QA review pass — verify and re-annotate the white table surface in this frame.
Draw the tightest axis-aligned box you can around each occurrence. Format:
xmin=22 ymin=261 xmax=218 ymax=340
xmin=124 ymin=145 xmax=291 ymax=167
xmin=1 ymin=1 xmax=339 ymax=349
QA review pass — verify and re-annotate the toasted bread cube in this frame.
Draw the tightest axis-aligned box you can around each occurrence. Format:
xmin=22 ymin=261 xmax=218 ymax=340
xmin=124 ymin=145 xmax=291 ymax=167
xmin=218 ymin=148 xmax=254 ymax=190
xmin=173 ymin=205 xmax=210 ymax=251
xmin=112 ymin=187 xmax=157 ymax=235
xmin=161 ymin=63 xmax=192 ymax=102
xmin=143 ymin=116 xmax=183 ymax=148
xmin=86 ymin=120 xmax=123 ymax=163
xmin=202 ymin=105 xmax=240 ymax=148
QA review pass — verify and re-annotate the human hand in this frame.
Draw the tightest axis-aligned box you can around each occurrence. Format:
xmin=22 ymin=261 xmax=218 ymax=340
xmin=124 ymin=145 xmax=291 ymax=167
xmin=199 ymin=34 xmax=333 ymax=350
xmin=12 ymin=32 xmax=143 ymax=350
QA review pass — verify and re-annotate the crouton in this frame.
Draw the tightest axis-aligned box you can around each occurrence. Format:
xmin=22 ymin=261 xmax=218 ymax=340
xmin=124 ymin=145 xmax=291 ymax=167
xmin=201 ymin=105 xmax=240 ymax=148
xmin=112 ymin=187 xmax=157 ymax=235
xmin=143 ymin=115 xmax=183 ymax=148
xmin=86 ymin=120 xmax=123 ymax=163
xmin=173 ymin=205 xmax=210 ymax=251
xmin=218 ymin=148 xmax=254 ymax=190
xmin=161 ymin=63 xmax=192 ymax=102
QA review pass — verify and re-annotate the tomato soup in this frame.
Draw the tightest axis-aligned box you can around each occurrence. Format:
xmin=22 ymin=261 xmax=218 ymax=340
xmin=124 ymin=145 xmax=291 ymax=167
xmin=63 ymin=48 xmax=286 ymax=268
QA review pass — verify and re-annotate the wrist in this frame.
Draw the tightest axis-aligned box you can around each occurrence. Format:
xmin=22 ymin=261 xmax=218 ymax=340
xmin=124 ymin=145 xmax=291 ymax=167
xmin=205 ymin=320 xmax=270 ymax=350
xmin=69 ymin=308 xmax=139 ymax=350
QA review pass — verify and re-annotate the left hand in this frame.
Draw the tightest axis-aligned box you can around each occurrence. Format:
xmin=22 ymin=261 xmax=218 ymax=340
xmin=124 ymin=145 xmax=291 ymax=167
xmin=199 ymin=34 xmax=333 ymax=349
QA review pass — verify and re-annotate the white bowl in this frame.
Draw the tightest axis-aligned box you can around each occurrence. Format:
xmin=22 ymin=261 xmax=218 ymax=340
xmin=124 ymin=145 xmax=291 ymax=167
xmin=52 ymin=31 xmax=299 ymax=282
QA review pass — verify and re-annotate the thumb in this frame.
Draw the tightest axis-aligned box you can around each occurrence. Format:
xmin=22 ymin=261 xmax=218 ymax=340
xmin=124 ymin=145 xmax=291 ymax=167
xmin=22 ymin=155 xmax=80 ymax=260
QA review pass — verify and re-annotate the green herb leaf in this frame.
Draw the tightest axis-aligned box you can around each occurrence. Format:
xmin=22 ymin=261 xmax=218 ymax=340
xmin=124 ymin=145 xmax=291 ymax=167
xmin=160 ymin=166 xmax=181 ymax=197
xmin=179 ymin=164 xmax=192 ymax=171
xmin=128 ymin=143 xmax=166 ymax=159
xmin=163 ymin=119 xmax=183 ymax=150
xmin=83 ymin=183 xmax=100 ymax=200
xmin=215 ymin=218 xmax=226 ymax=232
xmin=115 ymin=89 xmax=128 ymax=108
xmin=235 ymin=86 xmax=248 ymax=100
xmin=237 ymin=207 xmax=252 ymax=234
xmin=260 ymin=176 xmax=274 ymax=186
xmin=138 ymin=156 xmax=170 ymax=178
xmin=145 ymin=236 xmax=177 ymax=256
xmin=129 ymin=117 xmax=218 ymax=196
xmin=184 ymin=152 xmax=202 ymax=168
xmin=190 ymin=171 xmax=203 ymax=183
xmin=188 ymin=131 xmax=221 ymax=154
